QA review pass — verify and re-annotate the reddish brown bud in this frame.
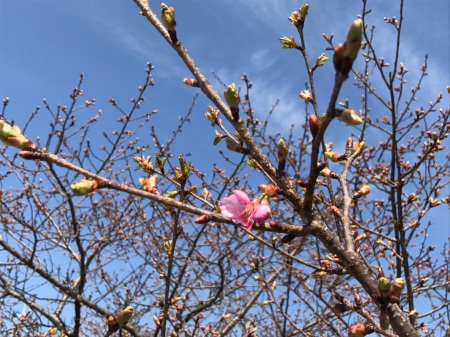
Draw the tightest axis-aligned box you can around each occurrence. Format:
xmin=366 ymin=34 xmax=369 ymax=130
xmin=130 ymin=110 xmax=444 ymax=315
xmin=388 ymin=295 xmax=400 ymax=304
xmin=320 ymin=167 xmax=339 ymax=179
xmin=352 ymin=184 xmax=370 ymax=199
xmin=330 ymin=205 xmax=342 ymax=217
xmin=320 ymin=259 xmax=332 ymax=269
xmin=333 ymin=51 xmax=355 ymax=76
xmin=183 ymin=78 xmax=200 ymax=87
xmin=259 ymin=184 xmax=281 ymax=197
xmin=194 ymin=214 xmax=211 ymax=224
xmin=309 ymin=115 xmax=320 ymax=138
xmin=296 ymin=180 xmax=309 ymax=188
xmin=348 ymin=323 xmax=367 ymax=337
xmin=107 ymin=316 xmax=120 ymax=333
xmin=354 ymin=293 xmax=362 ymax=307
xmin=390 ymin=278 xmax=405 ymax=297
xmin=346 ymin=136 xmax=353 ymax=152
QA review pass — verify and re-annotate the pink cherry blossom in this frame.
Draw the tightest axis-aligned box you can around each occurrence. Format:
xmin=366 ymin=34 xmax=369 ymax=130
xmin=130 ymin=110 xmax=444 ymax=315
xmin=219 ymin=190 xmax=272 ymax=230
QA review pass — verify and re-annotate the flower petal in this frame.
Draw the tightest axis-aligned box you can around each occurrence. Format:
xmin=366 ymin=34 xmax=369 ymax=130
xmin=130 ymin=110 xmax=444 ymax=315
xmin=219 ymin=191 xmax=249 ymax=218
xmin=232 ymin=190 xmax=251 ymax=204
xmin=252 ymin=203 xmax=272 ymax=224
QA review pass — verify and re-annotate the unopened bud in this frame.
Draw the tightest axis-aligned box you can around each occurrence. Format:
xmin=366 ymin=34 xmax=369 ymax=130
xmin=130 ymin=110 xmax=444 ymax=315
xmin=277 ymin=138 xmax=288 ymax=162
xmin=194 ymin=214 xmax=211 ymax=224
xmin=299 ymin=4 xmax=309 ymax=20
xmin=70 ymin=179 xmax=101 ymax=196
xmin=156 ymin=154 xmax=167 ymax=174
xmin=259 ymin=184 xmax=280 ymax=197
xmin=299 ymin=89 xmax=313 ymax=104
xmin=279 ymin=36 xmax=300 ymax=49
xmin=352 ymin=184 xmax=370 ymax=199
xmin=224 ymin=83 xmax=241 ymax=120
xmin=166 ymin=190 xmax=180 ymax=198
xmin=133 ymin=155 xmax=153 ymax=173
xmin=312 ymin=53 xmax=329 ymax=71
xmin=309 ymin=115 xmax=320 ymax=138
xmin=330 ymin=205 xmax=342 ymax=217
xmin=344 ymin=19 xmax=363 ymax=62
xmin=336 ymin=108 xmax=363 ymax=126
xmin=225 ymin=138 xmax=249 ymax=155
xmin=407 ymin=193 xmax=418 ymax=204
xmin=0 ymin=120 xmax=35 ymax=150
xmin=324 ymin=151 xmax=344 ymax=162
xmin=320 ymin=167 xmax=339 ymax=179
xmin=390 ymin=278 xmax=405 ymax=297
xmin=213 ymin=130 xmax=225 ymax=145
xmin=183 ymin=78 xmax=199 ymax=87
xmin=205 ymin=106 xmax=220 ymax=126
xmin=178 ymin=154 xmax=191 ymax=177
xmin=140 ymin=175 xmax=158 ymax=193
xmin=277 ymin=138 xmax=288 ymax=173
xmin=161 ymin=4 xmax=177 ymax=42
xmin=348 ymin=323 xmax=367 ymax=337
xmin=313 ymin=271 xmax=327 ymax=278
xmin=288 ymin=11 xmax=301 ymax=26
xmin=379 ymin=277 xmax=391 ymax=297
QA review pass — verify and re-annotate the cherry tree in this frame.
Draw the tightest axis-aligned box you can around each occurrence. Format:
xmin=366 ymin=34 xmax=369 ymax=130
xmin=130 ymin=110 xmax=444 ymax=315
xmin=0 ymin=1 xmax=448 ymax=337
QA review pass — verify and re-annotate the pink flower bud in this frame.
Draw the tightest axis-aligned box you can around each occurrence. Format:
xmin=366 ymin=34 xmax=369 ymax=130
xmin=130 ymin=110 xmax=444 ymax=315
xmin=348 ymin=323 xmax=367 ymax=337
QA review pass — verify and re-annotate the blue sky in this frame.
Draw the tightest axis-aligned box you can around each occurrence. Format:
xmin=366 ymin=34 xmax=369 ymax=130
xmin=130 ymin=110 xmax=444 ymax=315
xmin=0 ymin=1 xmax=449 ymax=334
xmin=1 ymin=1 xmax=448 ymax=234
xmin=1 ymin=0 xmax=448 ymax=266
xmin=1 ymin=0 xmax=448 ymax=217
xmin=1 ymin=1 xmax=448 ymax=144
